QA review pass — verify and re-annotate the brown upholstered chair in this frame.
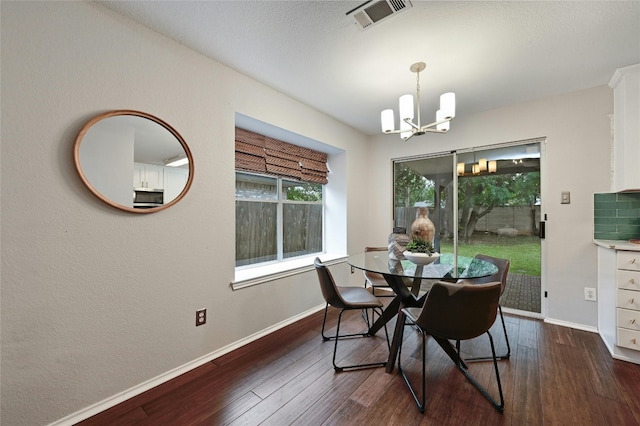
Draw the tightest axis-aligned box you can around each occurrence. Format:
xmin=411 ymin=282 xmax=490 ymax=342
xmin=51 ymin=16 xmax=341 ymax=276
xmin=459 ymin=254 xmax=511 ymax=360
xmin=314 ymin=257 xmax=389 ymax=372
xmin=398 ymin=281 xmax=504 ymax=413
xmin=363 ymin=246 xmax=395 ymax=297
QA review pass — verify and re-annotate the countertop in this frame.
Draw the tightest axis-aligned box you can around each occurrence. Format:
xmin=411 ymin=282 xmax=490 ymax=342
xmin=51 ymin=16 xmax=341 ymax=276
xmin=593 ymin=239 xmax=640 ymax=251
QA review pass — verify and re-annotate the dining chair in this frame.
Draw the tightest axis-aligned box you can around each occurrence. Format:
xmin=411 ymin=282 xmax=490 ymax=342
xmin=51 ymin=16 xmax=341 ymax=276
xmin=314 ymin=257 xmax=389 ymax=372
xmin=397 ymin=280 xmax=504 ymax=413
xmin=363 ymin=246 xmax=395 ymax=297
xmin=460 ymin=254 xmax=511 ymax=361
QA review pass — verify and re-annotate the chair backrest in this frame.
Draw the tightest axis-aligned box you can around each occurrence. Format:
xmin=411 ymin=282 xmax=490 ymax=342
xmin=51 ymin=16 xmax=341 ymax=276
xmin=364 ymin=246 xmax=387 ymax=282
xmin=415 ymin=281 xmax=502 ymax=341
xmin=469 ymin=254 xmax=510 ymax=294
xmin=314 ymin=257 xmax=348 ymax=309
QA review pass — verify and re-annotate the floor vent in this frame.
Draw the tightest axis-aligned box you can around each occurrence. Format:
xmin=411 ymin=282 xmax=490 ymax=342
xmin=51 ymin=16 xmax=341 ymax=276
xmin=347 ymin=0 xmax=413 ymax=30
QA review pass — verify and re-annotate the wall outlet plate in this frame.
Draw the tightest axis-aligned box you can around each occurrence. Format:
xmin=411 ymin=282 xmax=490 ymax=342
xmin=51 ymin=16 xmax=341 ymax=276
xmin=196 ymin=308 xmax=207 ymax=326
xmin=561 ymin=191 xmax=571 ymax=204
xmin=584 ymin=287 xmax=597 ymax=301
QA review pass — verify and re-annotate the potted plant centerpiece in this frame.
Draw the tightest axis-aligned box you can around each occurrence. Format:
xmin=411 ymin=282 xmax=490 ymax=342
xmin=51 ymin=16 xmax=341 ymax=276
xmin=403 ymin=237 xmax=440 ymax=265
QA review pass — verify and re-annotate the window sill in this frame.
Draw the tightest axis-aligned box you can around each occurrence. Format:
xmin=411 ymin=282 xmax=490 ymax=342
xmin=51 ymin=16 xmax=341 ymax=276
xmin=231 ymin=253 xmax=347 ymax=290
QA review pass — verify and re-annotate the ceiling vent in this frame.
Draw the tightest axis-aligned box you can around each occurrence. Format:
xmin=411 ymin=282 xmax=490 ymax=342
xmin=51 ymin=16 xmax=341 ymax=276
xmin=347 ymin=0 xmax=413 ymax=30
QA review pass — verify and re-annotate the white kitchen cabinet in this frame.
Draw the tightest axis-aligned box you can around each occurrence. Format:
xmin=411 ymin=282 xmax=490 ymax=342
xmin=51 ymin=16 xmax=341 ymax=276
xmin=163 ymin=167 xmax=189 ymax=204
xmin=616 ymin=251 xmax=640 ymax=351
xmin=134 ymin=163 xmax=164 ymax=189
xmin=609 ymin=63 xmax=640 ymax=192
xmin=597 ymin=243 xmax=640 ymax=364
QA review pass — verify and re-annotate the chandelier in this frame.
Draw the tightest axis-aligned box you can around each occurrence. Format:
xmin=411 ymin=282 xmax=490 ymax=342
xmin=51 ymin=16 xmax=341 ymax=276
xmin=381 ymin=62 xmax=456 ymax=141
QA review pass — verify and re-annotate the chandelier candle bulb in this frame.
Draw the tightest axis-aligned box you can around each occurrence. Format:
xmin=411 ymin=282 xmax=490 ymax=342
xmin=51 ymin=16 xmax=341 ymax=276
xmin=440 ymin=92 xmax=456 ymax=119
xmin=381 ymin=109 xmax=395 ymax=132
xmin=400 ymin=119 xmax=412 ymax=140
xmin=436 ymin=109 xmax=449 ymax=132
xmin=399 ymin=94 xmax=414 ymax=121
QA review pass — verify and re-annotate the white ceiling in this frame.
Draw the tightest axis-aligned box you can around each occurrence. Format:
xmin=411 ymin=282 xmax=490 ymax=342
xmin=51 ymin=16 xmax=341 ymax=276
xmin=99 ymin=1 xmax=640 ymax=136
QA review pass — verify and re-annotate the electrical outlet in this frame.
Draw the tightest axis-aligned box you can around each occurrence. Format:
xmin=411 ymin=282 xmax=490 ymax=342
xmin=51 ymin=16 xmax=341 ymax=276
xmin=196 ymin=308 xmax=207 ymax=326
xmin=584 ymin=287 xmax=597 ymax=302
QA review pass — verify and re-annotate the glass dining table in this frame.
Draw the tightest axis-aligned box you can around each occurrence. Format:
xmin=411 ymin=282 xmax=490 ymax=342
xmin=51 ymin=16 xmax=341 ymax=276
xmin=347 ymin=250 xmax=498 ymax=373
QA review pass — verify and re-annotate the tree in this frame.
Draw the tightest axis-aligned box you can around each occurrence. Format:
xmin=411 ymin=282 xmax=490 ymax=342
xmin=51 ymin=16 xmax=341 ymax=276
xmin=394 ymin=164 xmax=434 ymax=207
xmin=458 ymin=171 xmax=540 ymax=239
xmin=285 ymin=182 xmax=322 ymax=201
xmin=511 ymin=171 xmax=540 ymax=234
xmin=458 ymin=174 xmax=513 ymax=240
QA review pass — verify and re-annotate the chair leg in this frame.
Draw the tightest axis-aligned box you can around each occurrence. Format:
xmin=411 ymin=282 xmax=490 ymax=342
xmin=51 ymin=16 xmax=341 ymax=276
xmin=331 ymin=309 xmax=388 ymax=372
xmin=498 ymin=305 xmax=511 ymax=359
xmin=455 ymin=331 xmax=504 ymax=413
xmin=321 ymin=303 xmax=331 ymax=341
xmin=398 ymin=315 xmax=426 ymax=412
xmin=460 ymin=304 xmax=511 ymax=362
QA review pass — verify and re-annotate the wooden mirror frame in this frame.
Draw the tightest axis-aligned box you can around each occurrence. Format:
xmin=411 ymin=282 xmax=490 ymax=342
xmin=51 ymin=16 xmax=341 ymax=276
xmin=73 ymin=110 xmax=194 ymax=214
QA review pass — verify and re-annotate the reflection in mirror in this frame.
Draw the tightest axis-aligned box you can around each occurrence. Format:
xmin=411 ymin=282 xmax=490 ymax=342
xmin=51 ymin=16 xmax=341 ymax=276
xmin=74 ymin=110 xmax=194 ymax=213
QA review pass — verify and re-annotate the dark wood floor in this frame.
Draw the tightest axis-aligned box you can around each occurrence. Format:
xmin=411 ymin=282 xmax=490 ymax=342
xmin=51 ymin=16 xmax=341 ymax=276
xmin=77 ymin=303 xmax=640 ymax=425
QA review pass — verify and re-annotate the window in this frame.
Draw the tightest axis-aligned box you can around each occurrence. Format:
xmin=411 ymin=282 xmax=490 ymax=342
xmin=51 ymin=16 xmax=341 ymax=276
xmin=235 ymin=128 xmax=328 ymax=268
xmin=235 ymin=172 xmax=323 ymax=266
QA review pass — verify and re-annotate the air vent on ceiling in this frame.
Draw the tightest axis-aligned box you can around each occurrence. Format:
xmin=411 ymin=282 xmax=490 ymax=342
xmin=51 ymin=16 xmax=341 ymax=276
xmin=347 ymin=0 xmax=413 ymax=30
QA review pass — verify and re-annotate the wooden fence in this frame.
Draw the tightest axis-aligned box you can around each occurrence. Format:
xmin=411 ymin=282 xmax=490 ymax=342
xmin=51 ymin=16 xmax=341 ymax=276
xmin=236 ymin=201 xmax=322 ymax=266
xmin=396 ymin=205 xmax=541 ymax=238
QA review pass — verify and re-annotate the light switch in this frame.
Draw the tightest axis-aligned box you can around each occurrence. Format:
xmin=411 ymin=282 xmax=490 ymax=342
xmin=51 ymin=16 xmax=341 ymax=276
xmin=561 ymin=191 xmax=570 ymax=204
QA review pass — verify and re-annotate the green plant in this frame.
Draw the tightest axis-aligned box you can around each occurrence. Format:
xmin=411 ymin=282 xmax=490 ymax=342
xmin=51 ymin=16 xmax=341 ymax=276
xmin=405 ymin=238 xmax=434 ymax=254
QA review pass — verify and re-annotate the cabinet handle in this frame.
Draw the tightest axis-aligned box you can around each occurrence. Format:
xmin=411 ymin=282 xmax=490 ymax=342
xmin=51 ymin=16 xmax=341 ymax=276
xmin=632 ymin=278 xmax=636 ymax=285
xmin=633 ymin=338 xmax=637 ymax=345
xmin=632 ymin=259 xmax=637 ymax=264
xmin=632 ymin=298 xmax=635 ymax=304
xmin=632 ymin=319 xmax=637 ymax=324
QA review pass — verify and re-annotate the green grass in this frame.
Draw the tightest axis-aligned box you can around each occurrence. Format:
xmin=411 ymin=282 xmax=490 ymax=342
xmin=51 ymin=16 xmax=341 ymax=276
xmin=440 ymin=235 xmax=541 ymax=276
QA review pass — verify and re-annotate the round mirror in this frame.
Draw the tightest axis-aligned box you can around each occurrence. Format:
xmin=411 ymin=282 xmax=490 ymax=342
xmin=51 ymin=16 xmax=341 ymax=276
xmin=74 ymin=110 xmax=194 ymax=213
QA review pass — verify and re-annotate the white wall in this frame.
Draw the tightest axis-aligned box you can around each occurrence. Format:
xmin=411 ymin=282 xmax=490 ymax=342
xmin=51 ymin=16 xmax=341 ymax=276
xmin=0 ymin=2 xmax=370 ymax=425
xmin=366 ymin=85 xmax=613 ymax=328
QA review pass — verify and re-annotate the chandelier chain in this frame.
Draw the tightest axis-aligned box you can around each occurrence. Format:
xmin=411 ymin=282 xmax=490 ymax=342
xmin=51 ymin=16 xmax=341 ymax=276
xmin=415 ymin=70 xmax=421 ymax=103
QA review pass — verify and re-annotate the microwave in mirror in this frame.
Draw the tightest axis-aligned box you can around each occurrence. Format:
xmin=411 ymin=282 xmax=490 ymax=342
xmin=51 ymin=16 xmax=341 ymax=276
xmin=133 ymin=188 xmax=163 ymax=208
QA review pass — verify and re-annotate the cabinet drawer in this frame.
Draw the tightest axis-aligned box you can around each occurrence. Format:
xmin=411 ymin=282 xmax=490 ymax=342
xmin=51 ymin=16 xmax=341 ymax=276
xmin=617 ymin=308 xmax=640 ymax=331
xmin=617 ymin=251 xmax=640 ymax=271
xmin=617 ymin=270 xmax=640 ymax=290
xmin=617 ymin=289 xmax=640 ymax=310
xmin=617 ymin=327 xmax=640 ymax=351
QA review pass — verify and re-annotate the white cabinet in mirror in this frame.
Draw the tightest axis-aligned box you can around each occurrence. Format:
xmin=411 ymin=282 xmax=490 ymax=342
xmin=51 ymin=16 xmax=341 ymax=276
xmin=74 ymin=110 xmax=194 ymax=213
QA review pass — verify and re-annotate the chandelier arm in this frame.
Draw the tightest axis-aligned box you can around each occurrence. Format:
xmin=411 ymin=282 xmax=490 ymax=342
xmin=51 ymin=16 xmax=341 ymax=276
xmin=402 ymin=132 xmax=415 ymax=142
xmin=419 ymin=118 xmax=452 ymax=132
xmin=404 ymin=117 xmax=420 ymax=130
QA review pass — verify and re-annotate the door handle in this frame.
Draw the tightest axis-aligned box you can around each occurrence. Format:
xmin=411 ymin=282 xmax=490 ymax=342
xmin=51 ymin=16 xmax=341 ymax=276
xmin=539 ymin=221 xmax=545 ymax=239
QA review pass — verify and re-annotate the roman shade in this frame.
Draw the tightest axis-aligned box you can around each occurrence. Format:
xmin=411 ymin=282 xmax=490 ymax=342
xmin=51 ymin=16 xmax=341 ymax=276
xmin=235 ymin=128 xmax=329 ymax=184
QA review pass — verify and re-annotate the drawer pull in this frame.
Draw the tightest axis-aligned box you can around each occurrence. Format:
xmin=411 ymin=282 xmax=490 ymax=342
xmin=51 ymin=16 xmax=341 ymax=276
xmin=632 ymin=319 xmax=637 ymax=324
xmin=633 ymin=339 xmax=637 ymax=345
xmin=631 ymin=298 xmax=636 ymax=304
xmin=632 ymin=259 xmax=637 ymax=264
xmin=632 ymin=279 xmax=636 ymax=285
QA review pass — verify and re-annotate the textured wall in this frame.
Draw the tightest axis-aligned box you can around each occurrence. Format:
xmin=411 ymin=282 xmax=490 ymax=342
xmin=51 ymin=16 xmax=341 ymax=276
xmin=0 ymin=2 xmax=369 ymax=424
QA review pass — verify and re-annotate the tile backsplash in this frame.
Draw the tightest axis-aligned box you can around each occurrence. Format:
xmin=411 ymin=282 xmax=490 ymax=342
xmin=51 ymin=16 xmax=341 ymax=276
xmin=594 ymin=192 xmax=640 ymax=240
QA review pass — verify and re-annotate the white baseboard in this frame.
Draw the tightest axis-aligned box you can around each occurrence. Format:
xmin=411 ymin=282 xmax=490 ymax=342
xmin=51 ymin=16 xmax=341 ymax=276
xmin=49 ymin=304 xmax=326 ymax=426
xmin=544 ymin=317 xmax=598 ymax=333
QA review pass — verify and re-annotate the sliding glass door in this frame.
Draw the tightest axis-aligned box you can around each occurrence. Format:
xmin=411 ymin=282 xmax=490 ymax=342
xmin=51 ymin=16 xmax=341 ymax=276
xmin=393 ymin=140 xmax=543 ymax=316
